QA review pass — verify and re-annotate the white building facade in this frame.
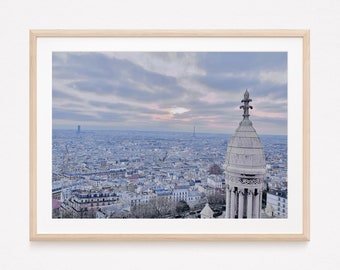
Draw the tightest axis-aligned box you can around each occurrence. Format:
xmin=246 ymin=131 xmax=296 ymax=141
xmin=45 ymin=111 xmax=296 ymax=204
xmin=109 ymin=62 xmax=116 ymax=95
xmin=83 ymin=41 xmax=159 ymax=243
xmin=207 ymin=176 xmax=223 ymax=189
xmin=266 ymin=189 xmax=288 ymax=218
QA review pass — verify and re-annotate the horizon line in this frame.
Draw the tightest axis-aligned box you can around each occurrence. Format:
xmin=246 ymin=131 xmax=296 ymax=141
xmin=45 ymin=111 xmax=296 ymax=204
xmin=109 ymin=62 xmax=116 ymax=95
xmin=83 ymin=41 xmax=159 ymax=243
xmin=52 ymin=127 xmax=287 ymax=137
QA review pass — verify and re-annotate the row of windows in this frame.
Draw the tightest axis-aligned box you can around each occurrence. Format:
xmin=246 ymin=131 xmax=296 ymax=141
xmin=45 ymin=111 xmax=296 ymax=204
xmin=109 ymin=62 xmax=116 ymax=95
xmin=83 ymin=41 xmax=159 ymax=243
xmin=79 ymin=201 xmax=112 ymax=209
xmin=79 ymin=198 xmax=115 ymax=203
xmin=78 ymin=193 xmax=114 ymax=198
xmin=174 ymin=192 xmax=188 ymax=196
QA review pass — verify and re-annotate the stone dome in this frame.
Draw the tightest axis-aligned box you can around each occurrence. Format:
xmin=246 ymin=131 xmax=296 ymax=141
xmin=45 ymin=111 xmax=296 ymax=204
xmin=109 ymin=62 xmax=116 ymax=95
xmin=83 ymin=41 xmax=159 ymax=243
xmin=225 ymin=118 xmax=266 ymax=175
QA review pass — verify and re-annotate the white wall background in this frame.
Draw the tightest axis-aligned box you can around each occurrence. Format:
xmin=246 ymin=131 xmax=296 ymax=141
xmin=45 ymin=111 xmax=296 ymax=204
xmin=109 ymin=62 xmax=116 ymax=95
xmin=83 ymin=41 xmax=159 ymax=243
xmin=0 ymin=0 xmax=339 ymax=269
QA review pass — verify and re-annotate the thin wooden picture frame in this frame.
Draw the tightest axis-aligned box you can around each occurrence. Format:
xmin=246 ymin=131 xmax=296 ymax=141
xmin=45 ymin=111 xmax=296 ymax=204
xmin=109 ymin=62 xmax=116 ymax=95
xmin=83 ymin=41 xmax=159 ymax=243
xmin=30 ymin=29 xmax=310 ymax=241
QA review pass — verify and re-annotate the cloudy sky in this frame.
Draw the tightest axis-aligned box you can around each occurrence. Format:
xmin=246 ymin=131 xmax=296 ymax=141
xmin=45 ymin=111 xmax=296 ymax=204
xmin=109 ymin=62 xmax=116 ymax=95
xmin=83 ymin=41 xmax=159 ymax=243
xmin=52 ymin=52 xmax=287 ymax=135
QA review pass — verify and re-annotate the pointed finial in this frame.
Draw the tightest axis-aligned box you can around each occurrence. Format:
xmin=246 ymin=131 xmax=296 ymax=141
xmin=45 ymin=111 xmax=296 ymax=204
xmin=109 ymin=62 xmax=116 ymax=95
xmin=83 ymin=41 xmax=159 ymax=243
xmin=240 ymin=89 xmax=253 ymax=119
xmin=244 ymin=89 xmax=249 ymax=100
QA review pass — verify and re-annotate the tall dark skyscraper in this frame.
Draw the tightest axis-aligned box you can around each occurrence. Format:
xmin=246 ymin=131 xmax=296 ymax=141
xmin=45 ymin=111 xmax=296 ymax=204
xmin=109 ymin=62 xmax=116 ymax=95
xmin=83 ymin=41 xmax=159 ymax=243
xmin=77 ymin=125 xmax=80 ymax=134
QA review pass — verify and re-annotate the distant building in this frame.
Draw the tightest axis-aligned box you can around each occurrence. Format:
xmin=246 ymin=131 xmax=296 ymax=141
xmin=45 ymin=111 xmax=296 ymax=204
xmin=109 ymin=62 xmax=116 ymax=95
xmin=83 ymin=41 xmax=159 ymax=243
xmin=154 ymin=189 xmax=172 ymax=201
xmin=207 ymin=176 xmax=223 ymax=189
xmin=224 ymin=90 xmax=266 ymax=219
xmin=70 ymin=188 xmax=118 ymax=213
xmin=77 ymin=125 xmax=80 ymax=134
xmin=197 ymin=184 xmax=215 ymax=196
xmin=52 ymin=199 xmax=62 ymax=218
xmin=128 ymin=192 xmax=157 ymax=206
xmin=187 ymin=191 xmax=201 ymax=207
xmin=172 ymin=186 xmax=189 ymax=202
xmin=266 ymin=189 xmax=288 ymax=218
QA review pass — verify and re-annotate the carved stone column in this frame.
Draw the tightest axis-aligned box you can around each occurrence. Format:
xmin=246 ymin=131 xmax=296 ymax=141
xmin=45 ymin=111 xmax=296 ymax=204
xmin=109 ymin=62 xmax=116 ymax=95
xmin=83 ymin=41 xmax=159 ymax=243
xmin=247 ymin=189 xmax=253 ymax=219
xmin=254 ymin=189 xmax=260 ymax=218
xmin=259 ymin=190 xmax=263 ymax=218
xmin=230 ymin=187 xmax=235 ymax=218
xmin=238 ymin=189 xmax=244 ymax=219
xmin=226 ymin=186 xmax=231 ymax=218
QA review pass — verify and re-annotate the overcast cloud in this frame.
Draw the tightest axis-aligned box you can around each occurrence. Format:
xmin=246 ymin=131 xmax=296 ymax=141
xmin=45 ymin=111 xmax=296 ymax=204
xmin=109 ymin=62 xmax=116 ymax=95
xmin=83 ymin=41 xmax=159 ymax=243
xmin=52 ymin=52 xmax=287 ymax=135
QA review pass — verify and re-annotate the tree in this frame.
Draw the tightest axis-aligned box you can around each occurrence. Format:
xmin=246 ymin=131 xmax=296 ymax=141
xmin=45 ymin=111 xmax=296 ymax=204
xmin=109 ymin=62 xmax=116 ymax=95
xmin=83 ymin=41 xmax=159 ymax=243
xmin=83 ymin=208 xmax=97 ymax=218
xmin=207 ymin=189 xmax=225 ymax=210
xmin=208 ymin=164 xmax=223 ymax=175
xmin=129 ymin=197 xmax=176 ymax=218
xmin=61 ymin=208 xmax=77 ymax=218
xmin=151 ymin=197 xmax=176 ymax=217
xmin=175 ymin=200 xmax=190 ymax=217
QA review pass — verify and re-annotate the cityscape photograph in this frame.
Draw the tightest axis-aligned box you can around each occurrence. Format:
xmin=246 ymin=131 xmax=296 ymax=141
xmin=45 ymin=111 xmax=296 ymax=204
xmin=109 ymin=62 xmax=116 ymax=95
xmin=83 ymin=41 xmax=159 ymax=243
xmin=52 ymin=52 xmax=287 ymax=219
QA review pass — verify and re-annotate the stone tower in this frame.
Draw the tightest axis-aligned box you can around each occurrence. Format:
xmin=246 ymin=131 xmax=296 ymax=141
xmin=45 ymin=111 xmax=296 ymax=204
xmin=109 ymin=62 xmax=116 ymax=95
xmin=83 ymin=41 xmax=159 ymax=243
xmin=224 ymin=90 xmax=266 ymax=219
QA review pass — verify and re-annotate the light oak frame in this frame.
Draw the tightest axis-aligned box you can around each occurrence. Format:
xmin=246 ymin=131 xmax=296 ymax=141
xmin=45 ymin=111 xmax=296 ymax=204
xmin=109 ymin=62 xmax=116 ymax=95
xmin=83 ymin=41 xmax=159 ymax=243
xmin=30 ymin=30 xmax=310 ymax=241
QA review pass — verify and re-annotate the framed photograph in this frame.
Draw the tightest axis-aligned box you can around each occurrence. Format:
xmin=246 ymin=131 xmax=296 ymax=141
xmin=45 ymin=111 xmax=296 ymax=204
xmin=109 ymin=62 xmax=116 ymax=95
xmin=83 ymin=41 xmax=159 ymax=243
xmin=30 ymin=30 xmax=310 ymax=241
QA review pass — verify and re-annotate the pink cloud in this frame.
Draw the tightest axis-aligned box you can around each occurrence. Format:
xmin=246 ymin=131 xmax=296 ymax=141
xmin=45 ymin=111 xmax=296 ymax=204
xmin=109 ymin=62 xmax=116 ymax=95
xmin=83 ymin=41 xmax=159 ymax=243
xmin=252 ymin=110 xmax=286 ymax=119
